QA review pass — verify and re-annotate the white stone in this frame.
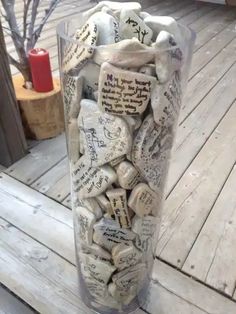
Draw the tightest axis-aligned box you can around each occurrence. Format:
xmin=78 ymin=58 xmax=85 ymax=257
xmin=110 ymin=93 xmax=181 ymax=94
xmin=98 ymin=62 xmax=156 ymax=116
xmin=87 ymin=12 xmax=120 ymax=45
xmin=74 ymin=206 xmax=96 ymax=245
xmin=112 ymin=263 xmax=146 ymax=291
xmin=93 ymin=38 xmax=154 ymax=68
xmin=109 ymin=155 xmax=126 ymax=167
xmin=106 ymin=188 xmax=131 ymax=228
xmin=78 ymin=99 xmax=132 ymax=166
xmin=68 ymin=119 xmax=80 ymax=164
xmin=144 ymin=15 xmax=181 ymax=43
xmin=128 ymin=183 xmax=161 ymax=217
xmin=63 ymin=22 xmax=98 ymax=73
xmin=139 ymin=11 xmax=150 ymax=20
xmin=119 ymin=9 xmax=153 ymax=45
xmin=132 ymin=114 xmax=173 ymax=192
xmin=63 ymin=74 xmax=83 ymax=122
xmin=79 ymin=62 xmax=100 ymax=100
xmin=152 ymin=31 xmax=183 ymax=83
xmin=81 ymin=243 xmax=111 ymax=260
xmin=132 ymin=215 xmax=157 ymax=252
xmin=123 ymin=116 xmax=142 ymax=133
xmin=151 ymin=71 xmax=182 ymax=128
xmin=83 ymin=1 xmax=141 ymax=22
xmin=108 ymin=282 xmax=137 ymax=305
xmin=96 ymin=194 xmax=114 ymax=217
xmin=116 ymin=161 xmax=140 ymax=190
xmin=76 ymin=197 xmax=103 ymax=219
xmin=80 ymin=252 xmax=116 ymax=285
xmin=93 ymin=218 xmax=136 ymax=251
xmin=112 ymin=243 xmax=142 ymax=270
xmin=72 ymin=155 xmax=117 ymax=198
xmin=139 ymin=64 xmax=156 ymax=77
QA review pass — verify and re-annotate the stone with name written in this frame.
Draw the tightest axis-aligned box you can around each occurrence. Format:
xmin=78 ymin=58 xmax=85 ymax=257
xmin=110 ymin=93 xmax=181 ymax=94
xmin=87 ymin=12 xmax=120 ymax=45
xmin=116 ymin=161 xmax=141 ymax=190
xmin=112 ymin=243 xmax=142 ymax=270
xmin=106 ymin=188 xmax=131 ymax=228
xmin=80 ymin=252 xmax=116 ymax=284
xmin=119 ymin=9 xmax=153 ymax=45
xmin=93 ymin=38 xmax=154 ymax=68
xmin=108 ymin=282 xmax=137 ymax=305
xmin=128 ymin=183 xmax=161 ymax=217
xmin=79 ymin=62 xmax=100 ymax=100
xmin=75 ymin=197 xmax=103 ymax=219
xmin=132 ymin=215 xmax=157 ymax=252
xmin=78 ymin=99 xmax=132 ymax=166
xmin=96 ymin=194 xmax=114 ymax=217
xmin=63 ymin=74 xmax=83 ymax=122
xmin=74 ymin=206 xmax=96 ymax=245
xmin=152 ymin=31 xmax=183 ymax=83
xmin=112 ymin=263 xmax=146 ymax=291
xmin=63 ymin=21 xmax=98 ymax=73
xmin=72 ymin=155 xmax=117 ymax=198
xmin=81 ymin=243 xmax=111 ymax=260
xmin=93 ymin=218 xmax=136 ymax=251
xmin=109 ymin=155 xmax=126 ymax=167
xmin=132 ymin=114 xmax=173 ymax=191
xmin=83 ymin=1 xmax=141 ymax=22
xmin=68 ymin=119 xmax=80 ymax=164
xmin=98 ymin=62 xmax=156 ymax=116
xmin=151 ymin=71 xmax=182 ymax=128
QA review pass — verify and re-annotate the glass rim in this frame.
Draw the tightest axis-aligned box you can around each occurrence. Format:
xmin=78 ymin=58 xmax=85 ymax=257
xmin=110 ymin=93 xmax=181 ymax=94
xmin=56 ymin=17 xmax=196 ymax=53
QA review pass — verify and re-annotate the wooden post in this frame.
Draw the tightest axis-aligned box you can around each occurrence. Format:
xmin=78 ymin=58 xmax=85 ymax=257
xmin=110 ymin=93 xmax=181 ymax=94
xmin=0 ymin=19 xmax=27 ymax=167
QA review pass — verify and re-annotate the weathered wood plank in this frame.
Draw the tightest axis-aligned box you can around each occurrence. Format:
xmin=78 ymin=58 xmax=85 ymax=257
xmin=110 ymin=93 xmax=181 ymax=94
xmin=183 ymin=165 xmax=236 ymax=297
xmin=180 ymin=38 xmax=236 ymax=124
xmin=167 ymin=61 xmax=236 ymax=194
xmin=147 ymin=260 xmax=236 ymax=314
xmin=189 ymin=22 xmax=236 ymax=79
xmin=31 ymin=157 xmax=70 ymax=202
xmin=172 ymin=2 xmax=213 ymax=23
xmin=158 ymin=100 xmax=236 ymax=267
xmin=0 ymin=285 xmax=35 ymax=314
xmin=5 ymin=133 xmax=66 ymax=185
xmin=0 ymin=173 xmax=74 ymax=263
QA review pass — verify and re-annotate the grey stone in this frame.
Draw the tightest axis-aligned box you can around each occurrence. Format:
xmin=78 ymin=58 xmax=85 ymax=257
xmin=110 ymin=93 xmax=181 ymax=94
xmin=81 ymin=243 xmax=111 ymax=260
xmin=79 ymin=62 xmax=100 ymax=100
xmin=96 ymin=194 xmax=114 ymax=217
xmin=112 ymin=243 xmax=142 ymax=270
xmin=74 ymin=206 xmax=96 ymax=245
xmin=116 ymin=161 xmax=141 ymax=190
xmin=75 ymin=197 xmax=103 ymax=219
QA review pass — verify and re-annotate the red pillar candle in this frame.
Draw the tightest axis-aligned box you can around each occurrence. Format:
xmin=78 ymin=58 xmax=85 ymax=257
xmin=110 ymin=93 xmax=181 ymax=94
xmin=28 ymin=48 xmax=54 ymax=92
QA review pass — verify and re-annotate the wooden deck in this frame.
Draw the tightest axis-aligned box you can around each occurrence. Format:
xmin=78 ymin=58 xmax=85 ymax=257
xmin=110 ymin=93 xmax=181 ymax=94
xmin=1 ymin=0 xmax=236 ymax=312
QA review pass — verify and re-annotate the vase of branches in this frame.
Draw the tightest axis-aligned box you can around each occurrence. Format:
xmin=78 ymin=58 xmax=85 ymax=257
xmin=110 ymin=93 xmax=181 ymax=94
xmin=0 ymin=0 xmax=64 ymax=140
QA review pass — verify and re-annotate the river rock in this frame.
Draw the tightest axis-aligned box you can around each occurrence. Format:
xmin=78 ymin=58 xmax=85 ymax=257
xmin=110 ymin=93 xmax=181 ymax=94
xmin=80 ymin=252 xmax=116 ymax=284
xmin=79 ymin=62 xmax=100 ymax=100
xmin=119 ymin=9 xmax=153 ymax=45
xmin=151 ymin=71 xmax=182 ymax=128
xmin=76 ymin=197 xmax=103 ymax=219
xmin=68 ymin=119 xmax=80 ymax=164
xmin=98 ymin=62 xmax=156 ymax=116
xmin=87 ymin=12 xmax=120 ymax=45
xmin=128 ymin=183 xmax=161 ymax=217
xmin=72 ymin=155 xmax=117 ymax=198
xmin=83 ymin=1 xmax=141 ymax=22
xmin=63 ymin=21 xmax=98 ymax=73
xmin=93 ymin=218 xmax=136 ymax=251
xmin=81 ymin=243 xmax=111 ymax=260
xmin=106 ymin=188 xmax=131 ymax=228
xmin=153 ymin=31 xmax=183 ymax=83
xmin=63 ymin=74 xmax=83 ymax=122
xmin=78 ymin=99 xmax=132 ymax=166
xmin=132 ymin=215 xmax=157 ymax=252
xmin=131 ymin=114 xmax=173 ymax=191
xmin=74 ymin=206 xmax=96 ymax=245
xmin=112 ymin=243 xmax=142 ymax=270
xmin=96 ymin=194 xmax=114 ymax=217
xmin=93 ymin=38 xmax=154 ymax=67
xmin=116 ymin=161 xmax=141 ymax=190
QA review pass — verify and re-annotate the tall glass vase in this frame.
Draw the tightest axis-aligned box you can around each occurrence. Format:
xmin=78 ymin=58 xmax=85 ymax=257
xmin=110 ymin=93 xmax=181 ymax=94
xmin=57 ymin=4 xmax=195 ymax=313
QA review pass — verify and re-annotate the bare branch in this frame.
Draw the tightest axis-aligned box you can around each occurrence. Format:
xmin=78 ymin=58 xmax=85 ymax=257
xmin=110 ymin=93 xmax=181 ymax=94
xmin=26 ymin=0 xmax=40 ymax=50
xmin=29 ymin=0 xmax=60 ymax=49
xmin=23 ymin=0 xmax=32 ymax=41
xmin=8 ymin=53 xmax=21 ymax=69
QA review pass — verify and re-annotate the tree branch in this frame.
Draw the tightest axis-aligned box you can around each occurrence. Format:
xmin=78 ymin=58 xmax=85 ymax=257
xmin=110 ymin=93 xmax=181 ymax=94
xmin=29 ymin=0 xmax=60 ymax=49
xmin=23 ymin=0 xmax=32 ymax=41
xmin=26 ymin=0 xmax=39 ymax=50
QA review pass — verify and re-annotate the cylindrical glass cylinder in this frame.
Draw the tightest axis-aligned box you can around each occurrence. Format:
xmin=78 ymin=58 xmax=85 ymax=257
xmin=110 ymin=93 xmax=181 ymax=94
xmin=57 ymin=6 xmax=195 ymax=313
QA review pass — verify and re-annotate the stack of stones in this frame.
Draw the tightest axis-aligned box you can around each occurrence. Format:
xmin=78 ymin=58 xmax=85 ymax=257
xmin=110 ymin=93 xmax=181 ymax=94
xmin=62 ymin=1 xmax=184 ymax=312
